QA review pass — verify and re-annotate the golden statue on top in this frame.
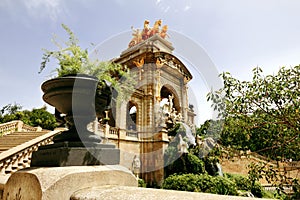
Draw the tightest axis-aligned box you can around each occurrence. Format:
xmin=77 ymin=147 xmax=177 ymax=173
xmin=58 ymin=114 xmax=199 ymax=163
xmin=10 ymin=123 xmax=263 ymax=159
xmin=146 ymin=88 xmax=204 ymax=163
xmin=128 ymin=19 xmax=169 ymax=48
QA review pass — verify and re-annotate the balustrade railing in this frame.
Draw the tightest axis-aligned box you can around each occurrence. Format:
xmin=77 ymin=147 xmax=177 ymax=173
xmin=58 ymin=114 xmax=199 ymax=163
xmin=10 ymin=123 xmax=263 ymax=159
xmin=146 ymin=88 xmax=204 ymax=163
xmin=0 ymin=129 xmax=63 ymax=175
xmin=22 ymin=123 xmax=42 ymax=132
xmin=97 ymin=123 xmax=139 ymax=139
xmin=109 ymin=127 xmax=119 ymax=135
xmin=0 ymin=120 xmax=42 ymax=136
xmin=0 ymin=121 xmax=19 ymax=136
xmin=126 ymin=130 xmax=138 ymax=138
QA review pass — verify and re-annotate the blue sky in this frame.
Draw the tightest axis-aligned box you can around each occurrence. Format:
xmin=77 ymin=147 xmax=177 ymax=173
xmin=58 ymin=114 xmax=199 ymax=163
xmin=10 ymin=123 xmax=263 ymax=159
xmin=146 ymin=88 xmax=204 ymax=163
xmin=1 ymin=0 xmax=300 ymax=125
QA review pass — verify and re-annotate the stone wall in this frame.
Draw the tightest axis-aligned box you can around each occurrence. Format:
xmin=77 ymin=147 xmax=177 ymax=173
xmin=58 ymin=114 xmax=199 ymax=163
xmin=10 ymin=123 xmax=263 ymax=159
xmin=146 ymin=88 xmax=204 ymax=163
xmin=221 ymin=156 xmax=299 ymax=185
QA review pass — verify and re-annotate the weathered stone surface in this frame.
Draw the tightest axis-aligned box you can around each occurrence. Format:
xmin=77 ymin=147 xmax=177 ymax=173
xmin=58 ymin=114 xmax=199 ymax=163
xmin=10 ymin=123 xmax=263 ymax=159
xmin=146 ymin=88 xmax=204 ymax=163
xmin=31 ymin=145 xmax=120 ymax=167
xmin=3 ymin=165 xmax=137 ymax=200
xmin=0 ymin=175 xmax=10 ymax=200
xmin=0 ymin=175 xmax=10 ymax=191
xmin=70 ymin=186 xmax=270 ymax=200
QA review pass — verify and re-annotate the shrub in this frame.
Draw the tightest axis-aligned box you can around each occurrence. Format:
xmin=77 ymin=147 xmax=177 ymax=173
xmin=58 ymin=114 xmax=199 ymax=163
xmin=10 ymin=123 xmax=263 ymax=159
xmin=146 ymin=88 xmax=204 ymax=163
xmin=164 ymin=153 xmax=205 ymax=177
xmin=225 ymin=173 xmax=263 ymax=197
xmin=162 ymin=173 xmax=238 ymax=195
xmin=138 ymin=178 xmax=147 ymax=187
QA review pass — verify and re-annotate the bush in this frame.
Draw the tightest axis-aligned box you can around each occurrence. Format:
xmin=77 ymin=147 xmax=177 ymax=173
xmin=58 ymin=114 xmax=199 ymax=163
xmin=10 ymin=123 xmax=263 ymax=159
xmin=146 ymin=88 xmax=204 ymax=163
xmin=138 ymin=178 xmax=146 ymax=187
xmin=164 ymin=153 xmax=205 ymax=177
xmin=225 ymin=173 xmax=263 ymax=197
xmin=162 ymin=173 xmax=238 ymax=195
xmin=203 ymin=156 xmax=220 ymax=176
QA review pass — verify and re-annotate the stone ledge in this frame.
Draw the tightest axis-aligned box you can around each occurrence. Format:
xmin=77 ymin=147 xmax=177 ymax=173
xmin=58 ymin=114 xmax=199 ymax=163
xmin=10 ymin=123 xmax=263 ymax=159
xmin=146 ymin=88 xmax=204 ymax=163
xmin=70 ymin=185 xmax=271 ymax=200
xmin=3 ymin=165 xmax=137 ymax=200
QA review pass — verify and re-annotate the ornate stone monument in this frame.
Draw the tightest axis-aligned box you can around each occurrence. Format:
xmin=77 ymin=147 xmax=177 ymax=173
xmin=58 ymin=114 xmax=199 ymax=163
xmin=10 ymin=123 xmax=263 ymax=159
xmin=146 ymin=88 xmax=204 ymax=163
xmin=113 ymin=19 xmax=194 ymax=185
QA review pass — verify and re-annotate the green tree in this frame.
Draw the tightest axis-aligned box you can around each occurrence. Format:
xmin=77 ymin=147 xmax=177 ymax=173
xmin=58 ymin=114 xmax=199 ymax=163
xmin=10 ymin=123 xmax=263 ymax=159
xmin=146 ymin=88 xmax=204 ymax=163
xmin=21 ymin=106 xmax=57 ymax=130
xmin=208 ymin=66 xmax=300 ymax=195
xmin=0 ymin=104 xmax=57 ymax=130
xmin=0 ymin=103 xmax=22 ymax=115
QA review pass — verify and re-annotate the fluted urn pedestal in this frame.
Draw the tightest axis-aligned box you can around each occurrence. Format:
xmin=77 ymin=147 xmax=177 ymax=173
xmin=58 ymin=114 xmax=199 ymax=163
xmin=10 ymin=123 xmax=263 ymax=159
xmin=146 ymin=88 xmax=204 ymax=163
xmin=31 ymin=74 xmax=120 ymax=167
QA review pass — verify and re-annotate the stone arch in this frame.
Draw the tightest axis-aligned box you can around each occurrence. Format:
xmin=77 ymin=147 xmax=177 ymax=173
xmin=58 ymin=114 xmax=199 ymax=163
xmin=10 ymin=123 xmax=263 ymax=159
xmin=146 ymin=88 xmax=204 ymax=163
xmin=160 ymin=84 xmax=181 ymax=113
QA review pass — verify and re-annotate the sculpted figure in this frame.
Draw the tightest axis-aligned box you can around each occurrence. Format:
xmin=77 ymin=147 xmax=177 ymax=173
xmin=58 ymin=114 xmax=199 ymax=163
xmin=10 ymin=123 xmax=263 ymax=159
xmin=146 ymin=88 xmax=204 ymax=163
xmin=132 ymin=155 xmax=141 ymax=178
xmin=128 ymin=20 xmax=169 ymax=48
xmin=178 ymin=134 xmax=188 ymax=154
xmin=155 ymin=58 xmax=164 ymax=69
xmin=168 ymin=94 xmax=174 ymax=111
xmin=128 ymin=27 xmax=142 ymax=47
xmin=141 ymin=20 xmax=151 ymax=40
xmin=133 ymin=57 xmax=144 ymax=68
xmin=150 ymin=19 xmax=162 ymax=37
xmin=160 ymin=25 xmax=168 ymax=39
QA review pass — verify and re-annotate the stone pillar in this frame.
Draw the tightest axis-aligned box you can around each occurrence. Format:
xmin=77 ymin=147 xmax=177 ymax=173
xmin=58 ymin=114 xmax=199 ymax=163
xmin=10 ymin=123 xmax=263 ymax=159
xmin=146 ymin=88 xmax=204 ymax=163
xmin=116 ymin=101 xmax=128 ymax=130
xmin=141 ymin=130 xmax=168 ymax=186
xmin=16 ymin=121 xmax=23 ymax=132
xmin=182 ymin=77 xmax=189 ymax=123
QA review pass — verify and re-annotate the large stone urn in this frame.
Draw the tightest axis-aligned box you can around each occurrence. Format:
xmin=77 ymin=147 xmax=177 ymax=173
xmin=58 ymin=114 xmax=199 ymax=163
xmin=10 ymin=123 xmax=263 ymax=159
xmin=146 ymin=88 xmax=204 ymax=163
xmin=31 ymin=74 xmax=120 ymax=167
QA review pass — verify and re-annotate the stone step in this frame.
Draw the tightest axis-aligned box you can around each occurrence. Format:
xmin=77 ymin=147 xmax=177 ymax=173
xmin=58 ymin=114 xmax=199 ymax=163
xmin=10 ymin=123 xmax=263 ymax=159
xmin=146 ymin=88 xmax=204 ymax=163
xmin=0 ymin=133 xmax=46 ymax=137
xmin=0 ymin=130 xmax=52 ymax=155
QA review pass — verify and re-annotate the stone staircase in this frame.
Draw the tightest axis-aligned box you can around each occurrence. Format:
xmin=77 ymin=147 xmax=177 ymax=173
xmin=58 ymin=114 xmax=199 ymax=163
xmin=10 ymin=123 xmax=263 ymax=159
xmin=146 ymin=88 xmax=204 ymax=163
xmin=0 ymin=121 xmax=64 ymax=199
xmin=0 ymin=131 xmax=49 ymax=154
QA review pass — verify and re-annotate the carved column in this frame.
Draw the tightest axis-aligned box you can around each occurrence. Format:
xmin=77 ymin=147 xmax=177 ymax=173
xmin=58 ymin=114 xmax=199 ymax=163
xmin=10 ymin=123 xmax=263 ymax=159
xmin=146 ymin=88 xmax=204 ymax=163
xmin=182 ymin=77 xmax=189 ymax=123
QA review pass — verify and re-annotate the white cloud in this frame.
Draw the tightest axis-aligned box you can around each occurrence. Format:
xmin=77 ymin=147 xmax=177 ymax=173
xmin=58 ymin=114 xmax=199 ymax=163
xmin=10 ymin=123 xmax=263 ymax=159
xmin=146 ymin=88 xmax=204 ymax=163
xmin=155 ymin=0 xmax=191 ymax=13
xmin=0 ymin=0 xmax=65 ymax=22
xmin=164 ymin=6 xmax=170 ymax=13
xmin=184 ymin=5 xmax=190 ymax=11
xmin=24 ymin=0 xmax=64 ymax=22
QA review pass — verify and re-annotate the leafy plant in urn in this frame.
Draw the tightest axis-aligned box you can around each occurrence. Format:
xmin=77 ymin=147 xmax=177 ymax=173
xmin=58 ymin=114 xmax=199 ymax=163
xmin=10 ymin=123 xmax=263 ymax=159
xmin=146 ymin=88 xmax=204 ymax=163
xmin=39 ymin=24 xmax=134 ymax=145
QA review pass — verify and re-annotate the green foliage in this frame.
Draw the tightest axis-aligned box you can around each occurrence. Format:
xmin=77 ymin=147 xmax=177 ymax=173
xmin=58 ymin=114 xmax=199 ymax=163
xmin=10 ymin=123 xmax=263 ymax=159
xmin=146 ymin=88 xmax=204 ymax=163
xmin=162 ymin=173 xmax=238 ymax=195
xmin=0 ymin=104 xmax=57 ymax=130
xmin=39 ymin=24 xmax=135 ymax=103
xmin=291 ymin=179 xmax=300 ymax=200
xmin=164 ymin=153 xmax=205 ymax=177
xmin=39 ymin=24 xmax=87 ymax=77
xmin=208 ymin=66 xmax=300 ymax=160
xmin=0 ymin=103 xmax=22 ymax=116
xmin=207 ymin=176 xmax=239 ymax=195
xmin=167 ymin=123 xmax=180 ymax=136
xmin=207 ymin=66 xmax=300 ymax=192
xmin=164 ymin=133 xmax=205 ymax=178
xmin=203 ymin=156 xmax=220 ymax=176
xmin=248 ymin=161 xmax=300 ymax=199
xmin=225 ymin=173 xmax=263 ymax=198
xmin=22 ymin=107 xmax=57 ymax=130
xmin=138 ymin=178 xmax=147 ymax=187
xmin=196 ymin=119 xmax=223 ymax=139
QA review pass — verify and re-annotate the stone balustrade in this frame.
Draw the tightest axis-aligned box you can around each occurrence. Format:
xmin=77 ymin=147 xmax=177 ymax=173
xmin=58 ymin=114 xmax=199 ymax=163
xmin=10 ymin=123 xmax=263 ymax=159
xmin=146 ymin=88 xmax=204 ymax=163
xmin=126 ymin=130 xmax=138 ymax=138
xmin=22 ymin=123 xmax=42 ymax=132
xmin=0 ymin=121 xmax=20 ymax=136
xmin=0 ymin=129 xmax=63 ymax=175
xmin=0 ymin=120 xmax=42 ymax=136
xmin=97 ymin=123 xmax=139 ymax=139
xmin=109 ymin=127 xmax=119 ymax=135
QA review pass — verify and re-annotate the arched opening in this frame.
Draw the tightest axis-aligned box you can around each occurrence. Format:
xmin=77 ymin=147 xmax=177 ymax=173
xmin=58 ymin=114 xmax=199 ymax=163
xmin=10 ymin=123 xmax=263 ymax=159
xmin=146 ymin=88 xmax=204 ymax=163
xmin=127 ymin=101 xmax=137 ymax=130
xmin=160 ymin=85 xmax=180 ymax=112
